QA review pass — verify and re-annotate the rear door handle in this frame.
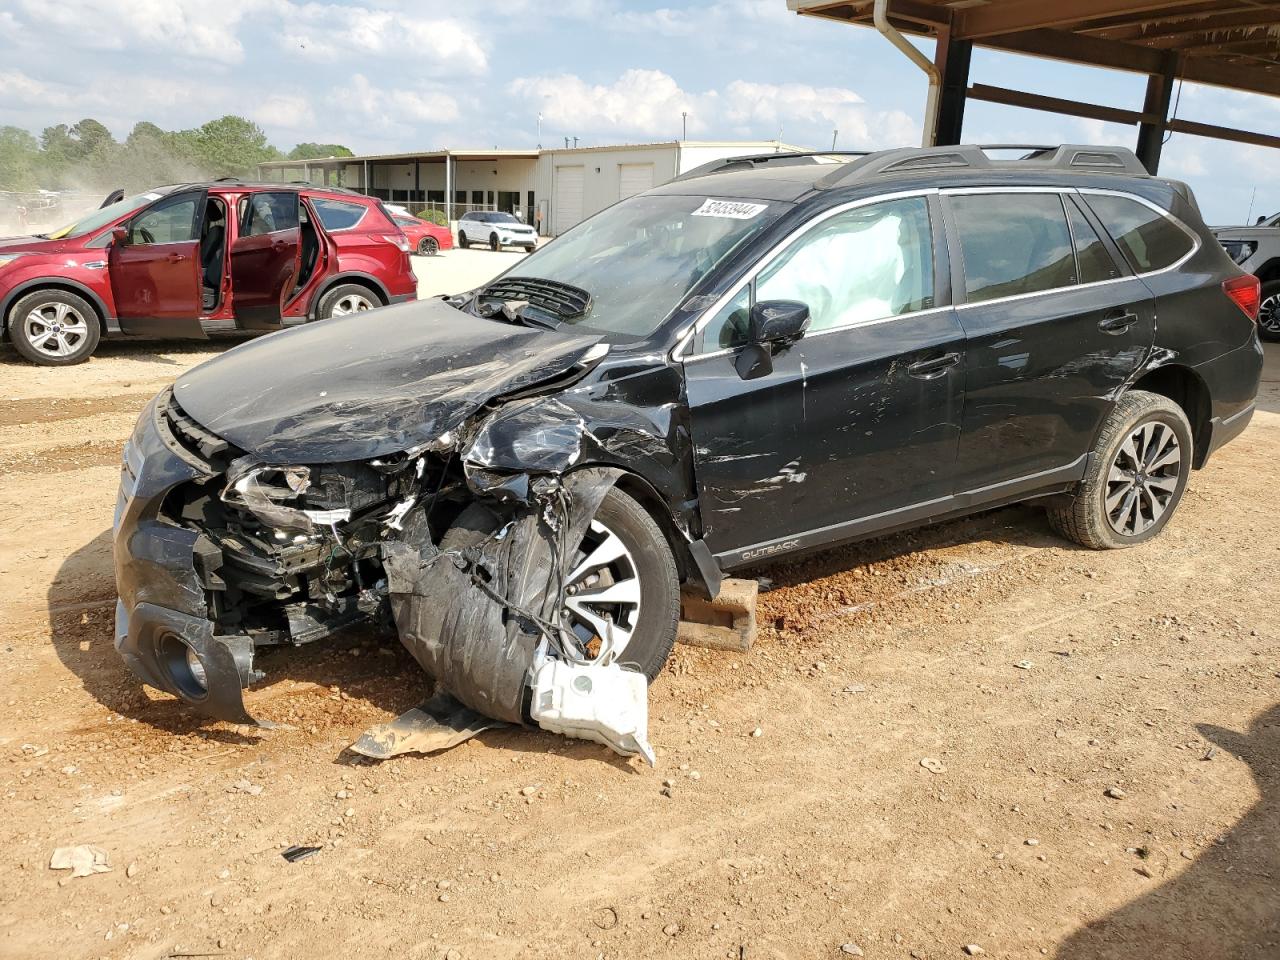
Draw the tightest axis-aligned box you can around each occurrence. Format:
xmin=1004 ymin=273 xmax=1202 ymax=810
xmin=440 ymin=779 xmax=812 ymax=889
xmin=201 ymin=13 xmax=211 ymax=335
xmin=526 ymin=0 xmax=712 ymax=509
xmin=907 ymin=352 xmax=961 ymax=379
xmin=1099 ymin=310 xmax=1139 ymax=334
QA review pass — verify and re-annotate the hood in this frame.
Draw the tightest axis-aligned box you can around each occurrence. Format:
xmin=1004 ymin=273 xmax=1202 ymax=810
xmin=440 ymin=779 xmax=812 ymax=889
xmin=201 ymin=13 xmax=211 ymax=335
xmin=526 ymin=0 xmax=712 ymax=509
xmin=174 ymin=298 xmax=603 ymax=464
xmin=0 ymin=235 xmax=62 ymax=254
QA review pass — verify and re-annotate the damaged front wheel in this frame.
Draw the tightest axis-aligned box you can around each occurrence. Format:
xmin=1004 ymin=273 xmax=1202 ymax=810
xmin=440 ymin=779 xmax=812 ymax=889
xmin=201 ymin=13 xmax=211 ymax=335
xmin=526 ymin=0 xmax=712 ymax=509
xmin=442 ymin=487 xmax=679 ymax=681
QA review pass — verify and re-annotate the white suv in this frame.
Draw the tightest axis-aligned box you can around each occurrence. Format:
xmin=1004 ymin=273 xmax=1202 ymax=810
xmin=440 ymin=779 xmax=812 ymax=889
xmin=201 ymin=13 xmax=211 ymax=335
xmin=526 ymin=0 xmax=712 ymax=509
xmin=457 ymin=212 xmax=538 ymax=252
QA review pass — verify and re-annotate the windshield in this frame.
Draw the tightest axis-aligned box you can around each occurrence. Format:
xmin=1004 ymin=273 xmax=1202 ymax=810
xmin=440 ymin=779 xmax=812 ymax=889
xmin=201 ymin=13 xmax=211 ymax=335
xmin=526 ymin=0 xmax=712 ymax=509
xmin=486 ymin=194 xmax=784 ymax=337
xmin=491 ymin=213 xmax=521 ymax=225
xmin=45 ymin=191 xmax=166 ymax=240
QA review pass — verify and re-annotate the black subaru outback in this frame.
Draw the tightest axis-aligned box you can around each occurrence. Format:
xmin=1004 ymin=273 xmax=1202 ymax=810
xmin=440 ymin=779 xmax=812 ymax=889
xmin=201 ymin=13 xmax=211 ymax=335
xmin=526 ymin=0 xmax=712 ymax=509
xmin=114 ymin=144 xmax=1263 ymax=729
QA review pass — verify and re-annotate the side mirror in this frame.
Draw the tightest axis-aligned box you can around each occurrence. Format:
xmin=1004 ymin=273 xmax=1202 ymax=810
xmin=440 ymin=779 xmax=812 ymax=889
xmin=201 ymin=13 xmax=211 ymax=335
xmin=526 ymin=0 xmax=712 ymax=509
xmin=111 ymin=228 xmax=129 ymax=246
xmin=734 ymin=300 xmax=810 ymax=381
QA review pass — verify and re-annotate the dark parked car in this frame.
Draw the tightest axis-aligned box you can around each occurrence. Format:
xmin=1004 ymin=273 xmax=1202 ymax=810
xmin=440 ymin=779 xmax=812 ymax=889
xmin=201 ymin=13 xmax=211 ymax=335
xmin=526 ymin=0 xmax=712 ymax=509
xmin=113 ymin=144 xmax=1262 ymax=736
xmin=1 ymin=182 xmax=417 ymax=365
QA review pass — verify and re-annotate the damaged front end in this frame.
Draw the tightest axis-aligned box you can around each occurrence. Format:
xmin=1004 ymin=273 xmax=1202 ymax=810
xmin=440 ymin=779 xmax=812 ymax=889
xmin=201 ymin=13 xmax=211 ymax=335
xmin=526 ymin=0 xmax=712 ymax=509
xmin=113 ymin=303 xmax=686 ymax=762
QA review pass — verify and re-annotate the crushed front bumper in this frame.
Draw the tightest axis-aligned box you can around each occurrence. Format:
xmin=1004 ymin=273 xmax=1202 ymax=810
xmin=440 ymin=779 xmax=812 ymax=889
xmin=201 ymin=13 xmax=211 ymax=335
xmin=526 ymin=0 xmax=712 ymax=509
xmin=112 ymin=391 xmax=261 ymax=724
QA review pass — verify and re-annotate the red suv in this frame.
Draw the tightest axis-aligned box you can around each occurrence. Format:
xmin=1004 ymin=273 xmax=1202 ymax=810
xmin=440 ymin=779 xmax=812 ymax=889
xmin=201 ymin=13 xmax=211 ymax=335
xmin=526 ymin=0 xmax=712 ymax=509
xmin=0 ymin=182 xmax=418 ymax=365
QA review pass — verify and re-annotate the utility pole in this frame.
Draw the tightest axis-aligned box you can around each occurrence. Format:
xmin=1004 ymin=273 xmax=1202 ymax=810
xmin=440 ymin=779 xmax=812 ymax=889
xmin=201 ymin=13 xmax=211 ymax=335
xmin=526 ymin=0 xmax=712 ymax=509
xmin=573 ymin=136 xmax=579 ymax=148
xmin=831 ymin=129 xmax=838 ymax=150
xmin=564 ymin=136 xmax=570 ymax=149
xmin=537 ymin=112 xmax=542 ymax=149
xmin=682 ymin=111 xmax=688 ymax=140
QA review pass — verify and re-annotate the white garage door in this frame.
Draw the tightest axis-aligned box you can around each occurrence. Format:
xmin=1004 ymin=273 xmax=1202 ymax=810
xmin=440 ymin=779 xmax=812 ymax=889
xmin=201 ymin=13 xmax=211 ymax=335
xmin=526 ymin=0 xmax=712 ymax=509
xmin=618 ymin=163 xmax=654 ymax=200
xmin=553 ymin=165 xmax=584 ymax=235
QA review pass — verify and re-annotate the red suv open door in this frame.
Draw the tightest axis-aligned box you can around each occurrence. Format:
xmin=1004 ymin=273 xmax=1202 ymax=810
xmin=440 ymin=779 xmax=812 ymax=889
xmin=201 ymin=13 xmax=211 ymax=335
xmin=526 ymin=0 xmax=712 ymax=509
xmin=108 ymin=190 xmax=205 ymax=337
xmin=231 ymin=192 xmax=301 ymax=331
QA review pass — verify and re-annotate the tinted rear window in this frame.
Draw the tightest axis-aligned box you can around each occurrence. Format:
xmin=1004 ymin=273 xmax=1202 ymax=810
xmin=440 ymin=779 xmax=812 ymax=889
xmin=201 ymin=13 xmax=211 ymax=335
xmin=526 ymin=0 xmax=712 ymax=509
xmin=952 ymin=193 xmax=1076 ymax=304
xmin=1065 ymin=199 xmax=1122 ymax=284
xmin=311 ymin=198 xmax=368 ymax=231
xmin=1084 ymin=194 xmax=1194 ymax=272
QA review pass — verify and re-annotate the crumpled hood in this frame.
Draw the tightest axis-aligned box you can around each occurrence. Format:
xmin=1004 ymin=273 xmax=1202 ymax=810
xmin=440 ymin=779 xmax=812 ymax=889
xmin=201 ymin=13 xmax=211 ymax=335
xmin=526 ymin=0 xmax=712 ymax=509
xmin=174 ymin=298 xmax=603 ymax=463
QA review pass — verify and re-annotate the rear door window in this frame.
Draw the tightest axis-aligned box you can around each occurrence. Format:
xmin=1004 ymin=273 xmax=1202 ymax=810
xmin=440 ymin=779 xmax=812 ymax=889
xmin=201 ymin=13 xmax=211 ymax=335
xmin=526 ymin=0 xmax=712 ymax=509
xmin=951 ymin=193 xmax=1076 ymax=304
xmin=311 ymin=198 xmax=368 ymax=232
xmin=1083 ymin=194 xmax=1195 ymax=273
xmin=242 ymin=193 xmax=300 ymax=237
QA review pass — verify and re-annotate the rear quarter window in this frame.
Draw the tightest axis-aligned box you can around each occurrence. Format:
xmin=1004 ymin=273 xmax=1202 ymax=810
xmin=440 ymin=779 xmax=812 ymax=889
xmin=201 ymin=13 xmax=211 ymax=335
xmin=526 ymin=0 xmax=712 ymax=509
xmin=311 ymin=198 xmax=368 ymax=231
xmin=1084 ymin=194 xmax=1194 ymax=273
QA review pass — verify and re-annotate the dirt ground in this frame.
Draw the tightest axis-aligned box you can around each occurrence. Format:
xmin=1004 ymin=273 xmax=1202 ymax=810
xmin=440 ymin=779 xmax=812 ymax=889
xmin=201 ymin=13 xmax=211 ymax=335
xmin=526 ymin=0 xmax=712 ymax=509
xmin=1 ymin=272 xmax=1278 ymax=959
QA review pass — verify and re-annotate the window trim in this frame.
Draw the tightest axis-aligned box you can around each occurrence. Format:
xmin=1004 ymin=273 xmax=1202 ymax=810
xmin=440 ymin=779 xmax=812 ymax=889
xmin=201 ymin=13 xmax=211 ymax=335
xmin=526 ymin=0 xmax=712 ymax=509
xmin=941 ymin=186 xmax=1200 ymax=312
xmin=675 ymin=188 xmax=946 ymax=362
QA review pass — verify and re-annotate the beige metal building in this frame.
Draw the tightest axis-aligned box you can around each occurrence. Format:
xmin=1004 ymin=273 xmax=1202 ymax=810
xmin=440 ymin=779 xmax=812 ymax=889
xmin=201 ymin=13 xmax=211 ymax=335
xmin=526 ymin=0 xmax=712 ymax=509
xmin=257 ymin=140 xmax=803 ymax=236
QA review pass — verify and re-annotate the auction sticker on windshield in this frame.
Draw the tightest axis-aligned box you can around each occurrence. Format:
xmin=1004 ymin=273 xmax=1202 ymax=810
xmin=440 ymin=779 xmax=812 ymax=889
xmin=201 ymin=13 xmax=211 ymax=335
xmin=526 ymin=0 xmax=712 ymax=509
xmin=692 ymin=199 xmax=769 ymax=220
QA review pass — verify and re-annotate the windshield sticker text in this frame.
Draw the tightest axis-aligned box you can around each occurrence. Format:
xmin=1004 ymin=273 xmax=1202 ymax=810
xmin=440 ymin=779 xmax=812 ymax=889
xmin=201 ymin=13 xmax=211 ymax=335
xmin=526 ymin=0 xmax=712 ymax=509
xmin=692 ymin=199 xmax=768 ymax=220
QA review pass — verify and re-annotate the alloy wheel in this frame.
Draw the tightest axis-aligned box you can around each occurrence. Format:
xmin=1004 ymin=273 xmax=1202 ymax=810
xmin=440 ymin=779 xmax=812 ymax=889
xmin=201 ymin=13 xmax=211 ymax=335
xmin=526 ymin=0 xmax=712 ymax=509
xmin=418 ymin=237 xmax=439 ymax=256
xmin=330 ymin=294 xmax=374 ymax=316
xmin=1260 ymin=292 xmax=1280 ymax=336
xmin=561 ymin=519 xmax=642 ymax=664
xmin=24 ymin=302 xmax=90 ymax=358
xmin=1105 ymin=421 xmax=1182 ymax=537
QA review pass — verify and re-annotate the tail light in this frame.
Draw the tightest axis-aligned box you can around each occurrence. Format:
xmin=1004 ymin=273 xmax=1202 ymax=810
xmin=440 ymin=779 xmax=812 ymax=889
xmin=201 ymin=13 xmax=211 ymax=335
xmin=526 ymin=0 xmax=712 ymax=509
xmin=1223 ymin=274 xmax=1261 ymax=321
xmin=383 ymin=233 xmax=410 ymax=253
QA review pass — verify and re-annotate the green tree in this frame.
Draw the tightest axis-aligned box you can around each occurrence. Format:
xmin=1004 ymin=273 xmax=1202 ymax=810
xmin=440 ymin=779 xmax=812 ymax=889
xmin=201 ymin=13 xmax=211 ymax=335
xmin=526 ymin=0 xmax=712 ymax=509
xmin=0 ymin=126 xmax=40 ymax=191
xmin=288 ymin=142 xmax=354 ymax=161
xmin=190 ymin=115 xmax=282 ymax=178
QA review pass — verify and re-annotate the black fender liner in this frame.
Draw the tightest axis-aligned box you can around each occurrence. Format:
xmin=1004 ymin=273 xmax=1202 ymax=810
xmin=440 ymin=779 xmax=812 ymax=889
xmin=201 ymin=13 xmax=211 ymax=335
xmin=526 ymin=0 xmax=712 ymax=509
xmin=383 ymin=466 xmax=622 ymax=725
xmin=0 ymin=277 xmax=116 ymax=338
xmin=307 ymin=271 xmax=391 ymax=318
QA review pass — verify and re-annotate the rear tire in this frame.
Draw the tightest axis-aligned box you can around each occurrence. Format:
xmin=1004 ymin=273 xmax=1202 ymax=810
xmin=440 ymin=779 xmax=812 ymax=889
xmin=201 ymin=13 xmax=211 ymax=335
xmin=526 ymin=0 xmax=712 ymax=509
xmin=315 ymin=283 xmax=379 ymax=320
xmin=1047 ymin=390 xmax=1193 ymax=549
xmin=1258 ymin=280 xmax=1280 ymax=342
xmin=7 ymin=288 xmax=100 ymax=366
xmin=440 ymin=486 xmax=679 ymax=683
xmin=417 ymin=237 xmax=439 ymax=256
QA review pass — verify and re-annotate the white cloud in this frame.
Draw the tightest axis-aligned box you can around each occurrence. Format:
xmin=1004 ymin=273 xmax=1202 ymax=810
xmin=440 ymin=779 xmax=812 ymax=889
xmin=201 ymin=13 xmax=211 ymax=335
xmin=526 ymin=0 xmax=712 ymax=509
xmin=276 ymin=4 xmax=487 ymax=75
xmin=509 ymin=69 xmax=917 ymax=149
xmin=12 ymin=0 xmax=268 ymax=64
xmin=346 ymin=74 xmax=460 ymax=129
xmin=252 ymin=94 xmax=316 ymax=131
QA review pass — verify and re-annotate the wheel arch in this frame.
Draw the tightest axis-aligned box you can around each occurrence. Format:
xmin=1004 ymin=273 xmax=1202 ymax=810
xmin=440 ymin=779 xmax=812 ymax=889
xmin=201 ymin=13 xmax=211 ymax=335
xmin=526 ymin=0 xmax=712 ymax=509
xmin=308 ymin=272 xmax=389 ymax=319
xmin=1252 ymin=257 xmax=1280 ymax=284
xmin=1 ymin=278 xmax=112 ymax=341
xmin=1127 ymin=363 xmax=1212 ymax=468
xmin=592 ymin=467 xmax=693 ymax=586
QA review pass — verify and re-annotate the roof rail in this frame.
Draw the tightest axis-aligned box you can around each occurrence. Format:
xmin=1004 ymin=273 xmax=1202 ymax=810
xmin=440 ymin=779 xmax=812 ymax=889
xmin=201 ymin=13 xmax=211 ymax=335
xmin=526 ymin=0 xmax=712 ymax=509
xmin=674 ymin=150 xmax=872 ymax=182
xmin=815 ymin=143 xmax=1150 ymax=190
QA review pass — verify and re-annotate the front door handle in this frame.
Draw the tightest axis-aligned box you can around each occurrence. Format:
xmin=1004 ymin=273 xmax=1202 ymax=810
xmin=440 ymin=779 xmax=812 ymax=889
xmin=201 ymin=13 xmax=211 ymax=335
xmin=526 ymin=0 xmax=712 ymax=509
xmin=907 ymin=352 xmax=961 ymax=379
xmin=166 ymin=253 xmax=188 ymax=263
xmin=1099 ymin=310 xmax=1139 ymax=334
xmin=271 ymin=240 xmax=289 ymax=251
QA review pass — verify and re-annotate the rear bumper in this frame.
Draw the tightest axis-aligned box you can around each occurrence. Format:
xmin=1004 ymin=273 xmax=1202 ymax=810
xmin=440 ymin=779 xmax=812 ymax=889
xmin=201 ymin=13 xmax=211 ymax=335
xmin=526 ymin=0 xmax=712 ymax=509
xmin=1195 ymin=333 xmax=1264 ymax=464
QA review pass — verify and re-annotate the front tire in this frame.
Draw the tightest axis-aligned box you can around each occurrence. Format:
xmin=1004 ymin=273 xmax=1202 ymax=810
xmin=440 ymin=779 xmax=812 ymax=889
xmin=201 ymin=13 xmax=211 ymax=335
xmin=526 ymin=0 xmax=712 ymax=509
xmin=315 ymin=283 xmax=379 ymax=320
xmin=440 ymin=487 xmax=679 ymax=683
xmin=8 ymin=289 xmax=100 ymax=366
xmin=1258 ymin=280 xmax=1280 ymax=342
xmin=489 ymin=233 xmax=500 ymax=252
xmin=417 ymin=236 xmax=439 ymax=256
xmin=1047 ymin=390 xmax=1193 ymax=549
xmin=458 ymin=230 xmax=469 ymax=249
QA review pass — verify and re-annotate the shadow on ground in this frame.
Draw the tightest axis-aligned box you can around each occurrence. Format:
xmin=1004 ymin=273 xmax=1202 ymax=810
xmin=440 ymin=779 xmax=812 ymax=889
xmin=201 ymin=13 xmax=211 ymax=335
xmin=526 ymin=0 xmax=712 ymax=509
xmin=1057 ymin=703 xmax=1280 ymax=958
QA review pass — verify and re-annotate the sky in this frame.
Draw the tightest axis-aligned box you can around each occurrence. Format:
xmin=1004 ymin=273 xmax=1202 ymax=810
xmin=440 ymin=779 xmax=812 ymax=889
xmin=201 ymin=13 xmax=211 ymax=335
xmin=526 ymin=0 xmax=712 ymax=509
xmin=0 ymin=0 xmax=1277 ymax=223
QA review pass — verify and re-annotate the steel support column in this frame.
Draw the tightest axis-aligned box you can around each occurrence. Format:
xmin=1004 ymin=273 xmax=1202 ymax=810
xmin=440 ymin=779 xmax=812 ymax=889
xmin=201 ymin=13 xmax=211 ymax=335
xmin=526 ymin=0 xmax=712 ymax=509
xmin=1136 ymin=53 xmax=1177 ymax=173
xmin=934 ymin=29 xmax=972 ymax=145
